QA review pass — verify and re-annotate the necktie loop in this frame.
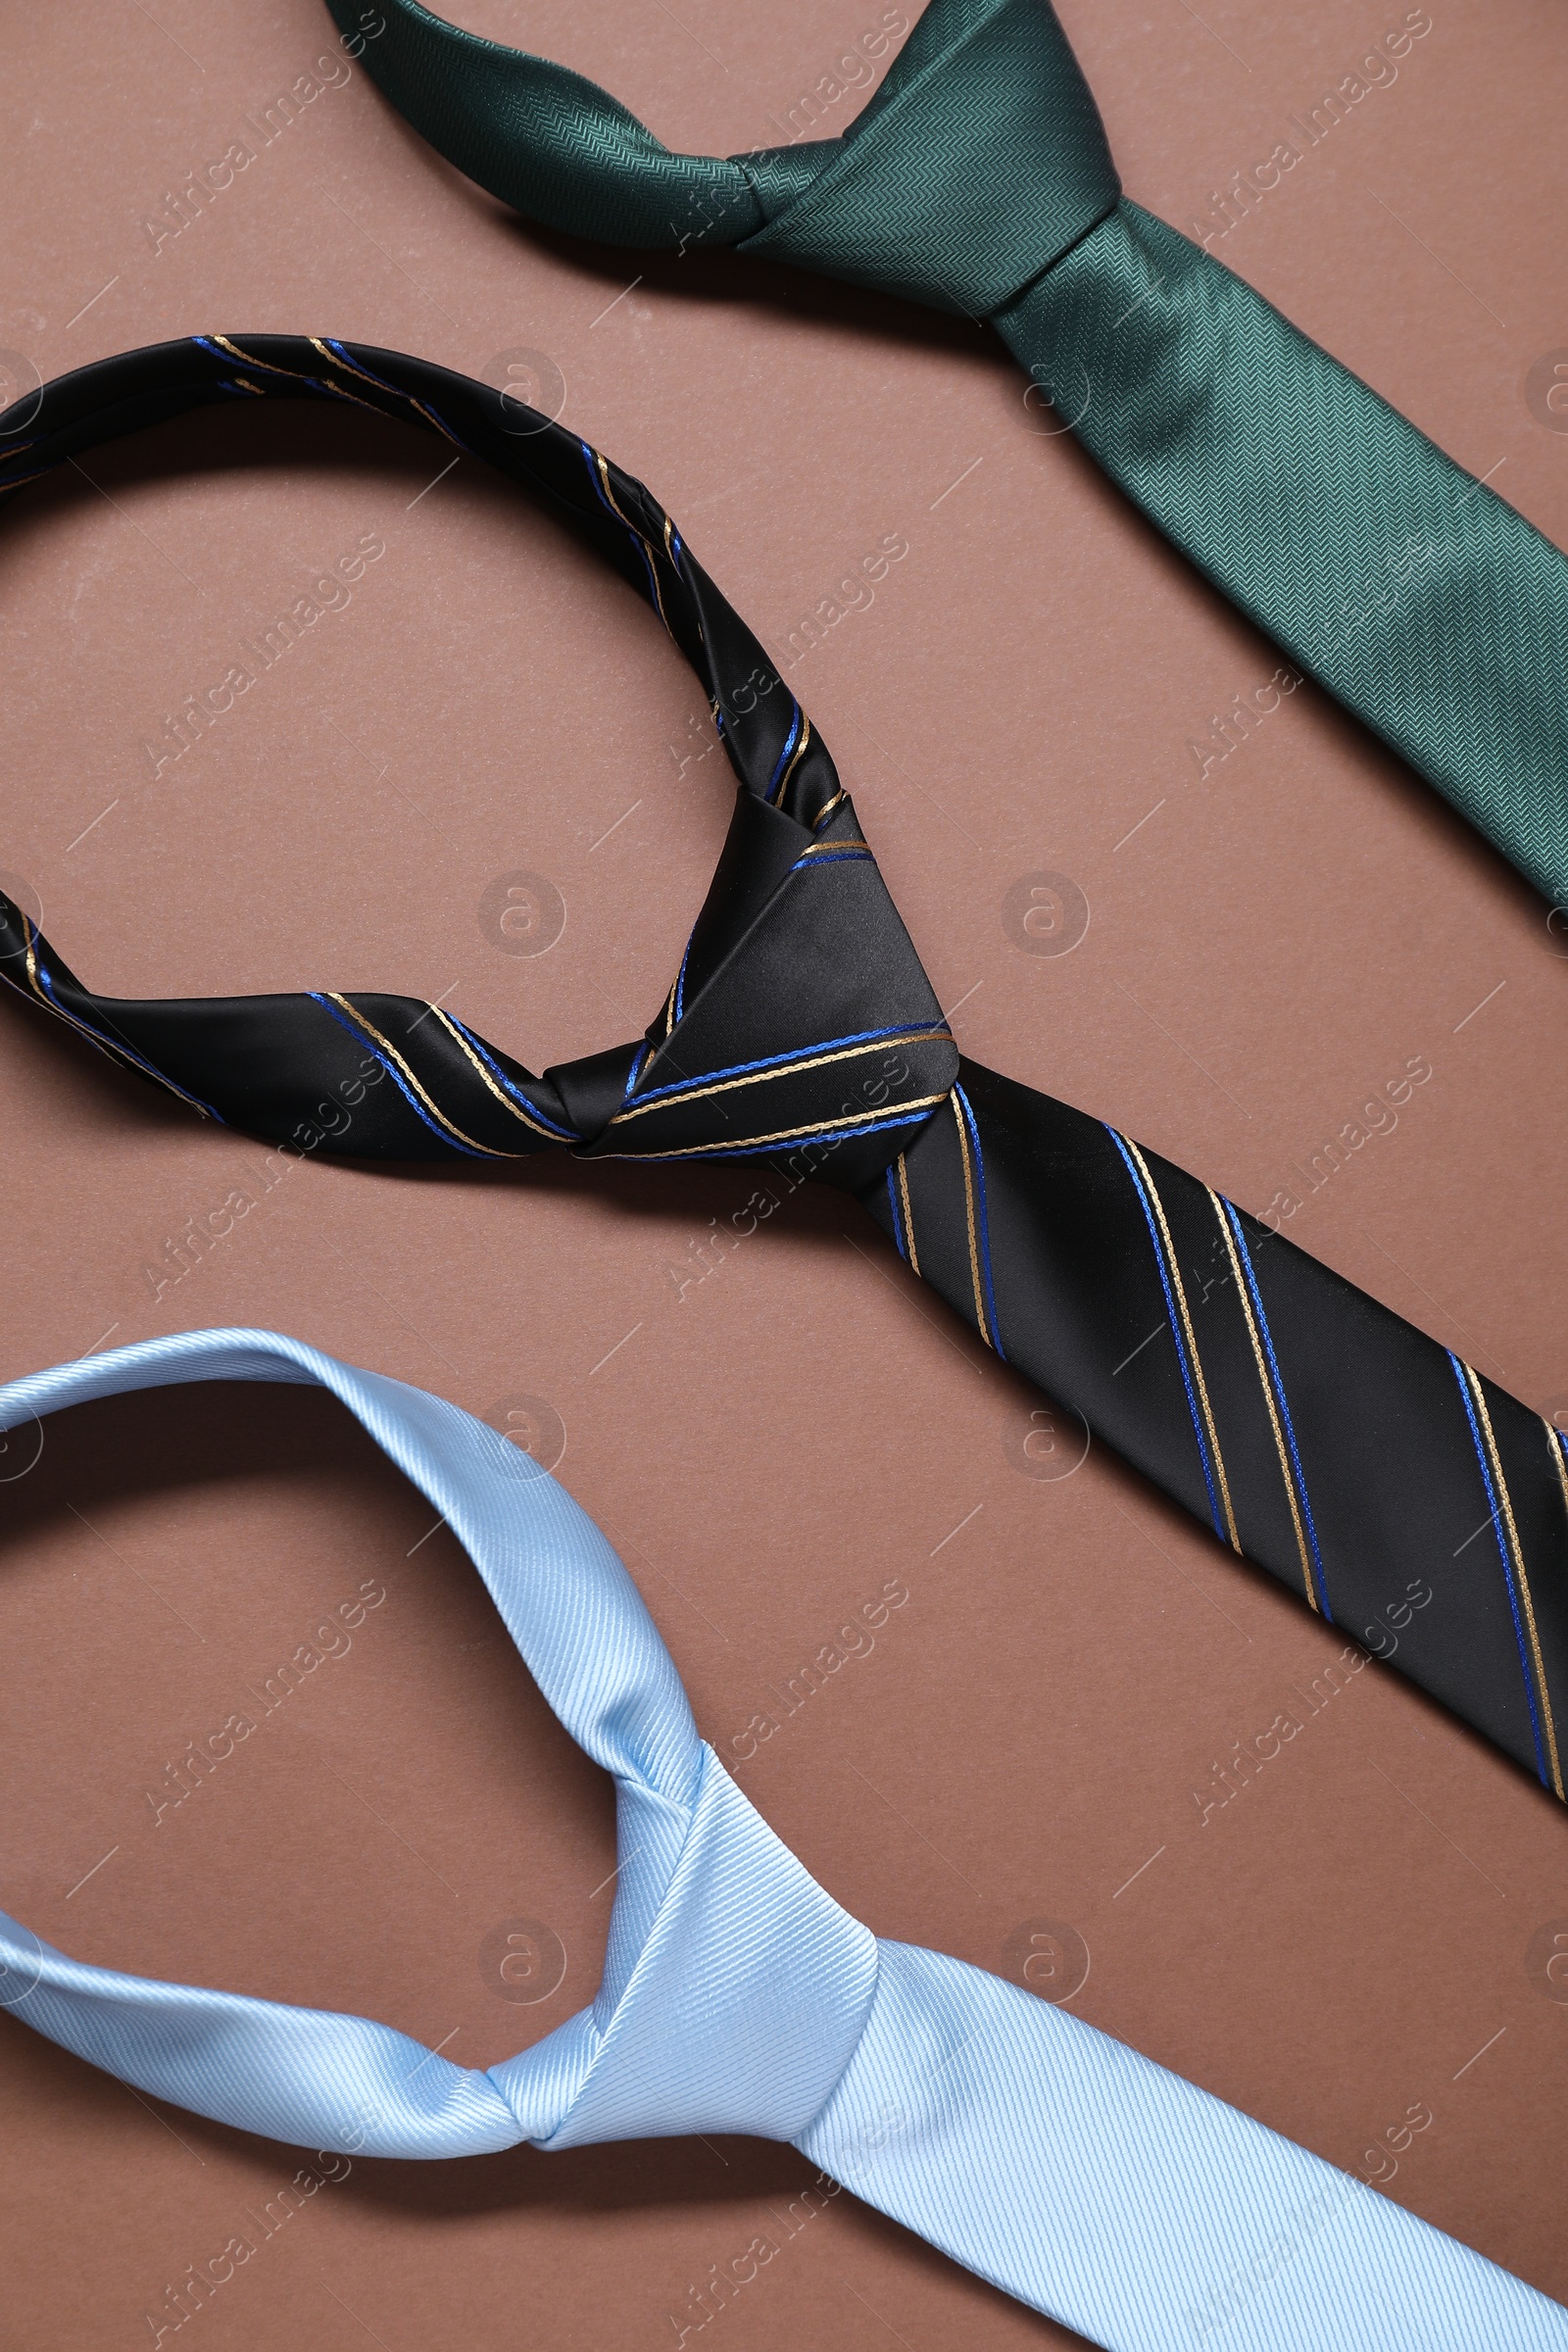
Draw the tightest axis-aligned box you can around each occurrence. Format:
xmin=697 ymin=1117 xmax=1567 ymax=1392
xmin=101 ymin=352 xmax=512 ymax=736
xmin=0 ymin=335 xmax=957 ymax=1194
xmin=0 ymin=1330 xmax=879 ymax=2157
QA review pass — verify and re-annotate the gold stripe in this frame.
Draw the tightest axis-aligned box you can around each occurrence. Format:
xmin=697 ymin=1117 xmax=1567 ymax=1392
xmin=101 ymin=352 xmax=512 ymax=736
xmin=1125 ymin=1139 xmax=1239 ymax=1552
xmin=1547 ymin=1414 xmax=1568 ymax=1525
xmin=1462 ymin=1364 xmax=1562 ymax=1799
xmin=951 ymin=1092 xmax=994 ymax=1348
xmin=895 ymin=1152 xmax=920 ymax=1277
xmin=323 ymin=994 xmax=510 ymax=1157
xmin=662 ymin=975 xmax=679 ymax=1040
xmin=320 ymin=379 xmax=393 ymax=420
xmin=811 ymin=790 xmax=847 ymax=831
xmin=209 ymin=333 xmax=386 ymax=418
xmin=400 ymin=390 xmax=465 ymax=447
xmin=425 ymin=1006 xmax=569 ymax=1145
xmin=1206 ymin=1190 xmax=1316 ymax=1608
xmin=662 ymin=512 xmax=676 ymax=558
xmin=598 ymin=1091 xmax=951 ymax=1160
xmin=22 ymin=921 xmax=47 ymax=1005
xmin=609 ymin=1028 xmax=950 ymax=1126
xmin=0 ymin=466 xmax=57 ymax=492
xmin=772 ymin=713 xmax=811 ymax=806
xmin=594 ymin=453 xmax=669 ymax=631
xmin=799 ymin=838 xmax=871 ymax=856
xmin=206 ymin=331 xmax=270 ymax=369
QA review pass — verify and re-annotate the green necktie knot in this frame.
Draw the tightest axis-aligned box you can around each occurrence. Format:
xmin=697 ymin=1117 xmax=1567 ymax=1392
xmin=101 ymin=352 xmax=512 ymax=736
xmin=731 ymin=0 xmax=1119 ymax=316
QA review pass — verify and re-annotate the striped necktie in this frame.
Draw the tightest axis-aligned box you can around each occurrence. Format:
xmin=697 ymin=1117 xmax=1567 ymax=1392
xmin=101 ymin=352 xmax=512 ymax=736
xmin=2 ymin=335 xmax=1565 ymax=1806
xmin=319 ymin=0 xmax=1568 ymax=911
xmin=1 ymin=1325 xmax=1563 ymax=2352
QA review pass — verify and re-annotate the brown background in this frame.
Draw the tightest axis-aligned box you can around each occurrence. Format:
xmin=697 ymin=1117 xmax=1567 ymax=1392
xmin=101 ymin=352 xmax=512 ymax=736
xmin=2 ymin=2 xmax=1566 ymax=2345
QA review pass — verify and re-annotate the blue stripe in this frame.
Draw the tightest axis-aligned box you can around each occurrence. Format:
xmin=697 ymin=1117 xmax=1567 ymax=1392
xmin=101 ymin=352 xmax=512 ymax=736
xmin=623 ymin=1045 xmax=648 ymax=1103
xmin=444 ymin=1017 xmax=580 ymax=1141
xmin=579 ymin=438 xmax=611 ymax=507
xmin=1447 ymin=1351 xmax=1548 ymax=1787
xmin=1222 ymin=1201 xmax=1332 ymax=1621
xmin=790 ymin=850 xmax=873 ymax=870
xmin=886 ymin=1163 xmax=906 ymax=1261
xmin=767 ymin=704 xmax=803 ymax=801
xmin=309 ymin=996 xmax=493 ymax=1158
xmin=956 ymin=1084 xmax=1005 ymax=1362
xmin=31 ymin=943 xmax=223 ymax=1124
xmin=1104 ymin=1126 xmax=1224 ymax=1544
xmin=627 ymin=1022 xmax=945 ymax=1111
xmin=672 ymin=935 xmax=693 ymax=1027
xmin=323 ymin=339 xmax=401 ymax=396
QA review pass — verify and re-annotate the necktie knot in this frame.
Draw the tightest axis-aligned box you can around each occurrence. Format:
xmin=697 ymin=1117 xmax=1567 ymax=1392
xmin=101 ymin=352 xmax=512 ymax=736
xmin=498 ymin=1745 xmax=879 ymax=2148
xmin=543 ymin=788 xmax=959 ymax=1188
xmin=731 ymin=0 xmax=1120 ymax=317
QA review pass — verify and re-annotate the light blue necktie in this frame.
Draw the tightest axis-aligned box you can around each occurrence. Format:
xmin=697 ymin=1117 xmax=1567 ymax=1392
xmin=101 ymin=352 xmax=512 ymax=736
xmin=0 ymin=1328 xmax=1561 ymax=2352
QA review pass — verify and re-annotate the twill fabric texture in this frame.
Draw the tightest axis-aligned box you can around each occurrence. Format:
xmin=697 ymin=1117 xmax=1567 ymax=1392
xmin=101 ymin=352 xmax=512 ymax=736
xmin=0 ymin=1327 xmax=1564 ymax=2352
xmin=4 ymin=338 xmax=1568 ymax=1808
xmin=321 ymin=0 xmax=1568 ymax=909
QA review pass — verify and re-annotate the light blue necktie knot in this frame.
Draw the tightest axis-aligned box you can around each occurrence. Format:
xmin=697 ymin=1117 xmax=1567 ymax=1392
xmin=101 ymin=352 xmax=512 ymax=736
xmin=500 ymin=1745 xmax=878 ymax=2148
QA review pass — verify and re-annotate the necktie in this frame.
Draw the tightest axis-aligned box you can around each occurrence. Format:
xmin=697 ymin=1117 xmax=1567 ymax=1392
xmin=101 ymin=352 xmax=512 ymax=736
xmin=1 ymin=1324 xmax=1562 ymax=2352
xmin=4 ymin=335 xmax=1567 ymax=1813
xmin=320 ymin=0 xmax=1568 ymax=912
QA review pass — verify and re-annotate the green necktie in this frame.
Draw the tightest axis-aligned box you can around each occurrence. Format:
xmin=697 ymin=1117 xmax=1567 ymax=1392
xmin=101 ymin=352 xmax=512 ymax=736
xmin=325 ymin=0 xmax=1568 ymax=909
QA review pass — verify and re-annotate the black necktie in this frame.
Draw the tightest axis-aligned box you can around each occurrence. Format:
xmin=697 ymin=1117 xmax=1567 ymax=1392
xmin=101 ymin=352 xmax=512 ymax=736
xmin=3 ymin=334 xmax=1564 ymax=1804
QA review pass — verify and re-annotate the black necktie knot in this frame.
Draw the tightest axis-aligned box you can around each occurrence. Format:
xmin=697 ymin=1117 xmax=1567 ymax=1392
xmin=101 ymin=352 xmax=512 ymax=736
xmin=556 ymin=789 xmax=958 ymax=1186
